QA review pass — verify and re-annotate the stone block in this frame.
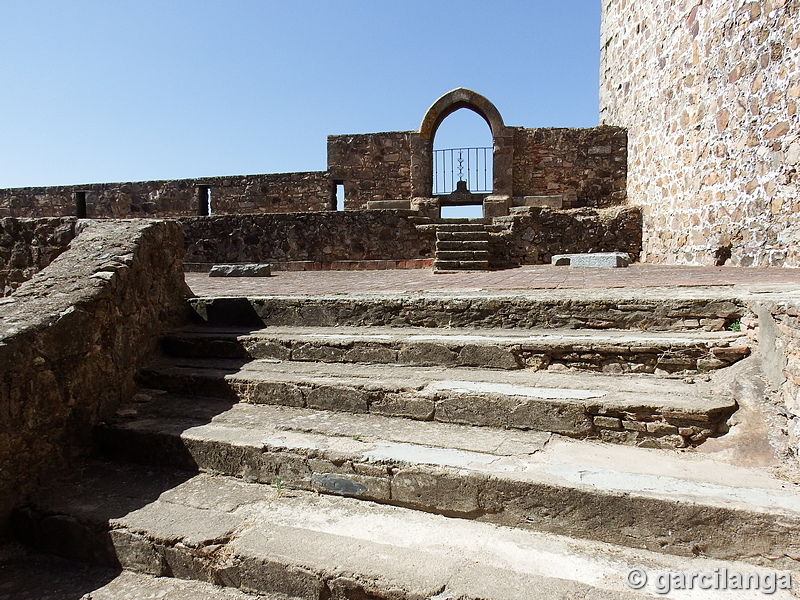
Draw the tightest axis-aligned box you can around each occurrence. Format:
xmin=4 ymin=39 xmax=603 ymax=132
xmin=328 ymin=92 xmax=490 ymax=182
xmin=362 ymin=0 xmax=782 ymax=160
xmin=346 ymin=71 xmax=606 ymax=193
xmin=292 ymin=344 xmax=345 ymax=362
xmin=209 ymin=264 xmax=272 ymax=277
xmin=551 ymin=253 xmax=630 ymax=268
xmin=593 ymin=415 xmax=623 ymax=430
xmin=411 ymin=197 xmax=440 ymax=220
xmin=343 ymin=346 xmax=397 ymax=364
xmin=305 ymin=385 xmax=369 ymax=413
xmin=508 ymin=399 xmax=593 ymax=435
xmin=483 ymin=195 xmax=511 ymax=218
xmin=398 ymin=342 xmax=457 ymax=366
xmin=514 ymin=195 xmax=564 ymax=209
xmin=235 ymin=381 xmax=305 ymax=407
xmin=457 ymin=344 xmax=520 ymax=369
xmin=391 ymin=469 xmax=481 ymax=514
xmin=365 ymin=200 xmax=411 ymax=210
xmin=646 ymin=422 xmax=679 ymax=435
xmin=369 ymin=394 xmax=436 ymax=420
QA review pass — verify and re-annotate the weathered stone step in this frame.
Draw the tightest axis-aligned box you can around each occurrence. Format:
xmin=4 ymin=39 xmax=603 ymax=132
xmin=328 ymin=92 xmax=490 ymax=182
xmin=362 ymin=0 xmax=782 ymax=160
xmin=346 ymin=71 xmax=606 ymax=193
xmin=435 ymin=223 xmax=487 ymax=231
xmin=1 ymin=555 xmax=278 ymax=600
xmin=433 ymin=260 xmax=491 ymax=272
xmin=435 ymin=250 xmax=491 ymax=261
xmin=188 ymin=293 xmax=745 ymax=331
xmin=161 ymin=325 xmax=749 ymax=374
xmin=95 ymin=397 xmax=800 ymax=566
xmin=436 ymin=230 xmax=488 ymax=241
xmin=436 ymin=239 xmax=489 ymax=251
xmin=137 ymin=358 xmax=737 ymax=447
xmin=15 ymin=460 xmax=799 ymax=599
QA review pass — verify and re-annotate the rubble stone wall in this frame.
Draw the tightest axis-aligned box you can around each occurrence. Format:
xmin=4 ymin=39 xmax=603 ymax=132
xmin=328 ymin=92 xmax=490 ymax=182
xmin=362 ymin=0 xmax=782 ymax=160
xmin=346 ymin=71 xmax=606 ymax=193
xmin=180 ymin=207 xmax=640 ymax=267
xmin=0 ymin=172 xmax=333 ymax=218
xmin=328 ymin=132 xmax=413 ymax=209
xmin=512 ymin=126 xmax=627 ymax=208
xmin=492 ymin=206 xmax=642 ymax=266
xmin=327 ymin=127 xmax=627 ymax=208
xmin=0 ymin=220 xmax=190 ymax=533
xmin=600 ymin=0 xmax=800 ymax=266
xmin=180 ymin=211 xmax=437 ymax=264
xmin=0 ymin=217 xmax=77 ymax=295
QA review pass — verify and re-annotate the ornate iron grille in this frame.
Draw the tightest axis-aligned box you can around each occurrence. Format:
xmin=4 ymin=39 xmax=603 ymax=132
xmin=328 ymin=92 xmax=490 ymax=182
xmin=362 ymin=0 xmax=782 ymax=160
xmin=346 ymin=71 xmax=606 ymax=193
xmin=433 ymin=147 xmax=492 ymax=196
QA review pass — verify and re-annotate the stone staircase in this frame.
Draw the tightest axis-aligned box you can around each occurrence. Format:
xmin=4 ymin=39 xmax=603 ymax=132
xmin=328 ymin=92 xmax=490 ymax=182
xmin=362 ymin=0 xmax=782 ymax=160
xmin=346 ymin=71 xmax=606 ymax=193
xmin=433 ymin=222 xmax=490 ymax=272
xmin=12 ymin=293 xmax=800 ymax=599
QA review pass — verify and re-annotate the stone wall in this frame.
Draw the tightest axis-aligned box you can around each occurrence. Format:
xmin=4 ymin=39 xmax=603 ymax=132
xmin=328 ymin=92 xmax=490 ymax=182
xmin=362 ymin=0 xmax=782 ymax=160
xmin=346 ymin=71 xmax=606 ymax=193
xmin=327 ymin=132 xmax=413 ymax=209
xmin=740 ymin=298 xmax=800 ymax=474
xmin=180 ymin=211 xmax=436 ymax=265
xmin=0 ymin=218 xmax=77 ymax=295
xmin=205 ymin=172 xmax=332 ymax=214
xmin=491 ymin=206 xmax=642 ymax=266
xmin=600 ymin=0 xmax=800 ymax=266
xmin=512 ymin=126 xmax=627 ymax=208
xmin=772 ymin=304 xmax=800 ymax=467
xmin=0 ymin=219 xmax=190 ymax=533
xmin=179 ymin=208 xmax=640 ymax=268
xmin=327 ymin=127 xmax=627 ymax=208
xmin=0 ymin=172 xmax=332 ymax=218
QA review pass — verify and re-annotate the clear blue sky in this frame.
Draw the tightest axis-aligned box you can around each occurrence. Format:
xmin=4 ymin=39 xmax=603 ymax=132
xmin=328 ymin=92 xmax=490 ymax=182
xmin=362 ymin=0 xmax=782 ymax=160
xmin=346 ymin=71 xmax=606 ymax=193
xmin=0 ymin=1 xmax=601 ymax=189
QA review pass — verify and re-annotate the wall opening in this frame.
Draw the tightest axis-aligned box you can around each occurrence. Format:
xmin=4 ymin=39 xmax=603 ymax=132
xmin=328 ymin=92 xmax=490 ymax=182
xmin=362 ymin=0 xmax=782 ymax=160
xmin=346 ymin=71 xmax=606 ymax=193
xmin=433 ymin=108 xmax=493 ymax=219
xmin=197 ymin=186 xmax=211 ymax=216
xmin=440 ymin=205 xmax=483 ymax=219
xmin=75 ymin=191 xmax=87 ymax=218
xmin=334 ymin=181 xmax=345 ymax=211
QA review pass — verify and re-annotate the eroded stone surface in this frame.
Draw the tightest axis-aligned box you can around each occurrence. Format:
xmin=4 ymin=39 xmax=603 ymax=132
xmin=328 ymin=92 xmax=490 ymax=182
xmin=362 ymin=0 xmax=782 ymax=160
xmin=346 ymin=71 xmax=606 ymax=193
xmin=137 ymin=358 xmax=736 ymax=447
xmin=0 ymin=219 xmax=190 ymax=534
xmin=15 ymin=460 xmax=800 ymax=599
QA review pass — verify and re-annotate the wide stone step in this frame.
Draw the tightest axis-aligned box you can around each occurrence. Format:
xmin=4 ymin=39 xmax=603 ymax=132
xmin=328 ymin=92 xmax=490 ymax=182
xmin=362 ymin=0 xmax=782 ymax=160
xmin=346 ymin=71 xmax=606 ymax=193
xmin=187 ymin=293 xmax=746 ymax=331
xmin=15 ymin=460 xmax=799 ymax=599
xmin=436 ymin=231 xmax=489 ymax=241
xmin=436 ymin=239 xmax=489 ymax=251
xmin=435 ymin=250 xmax=491 ymax=261
xmin=95 ymin=396 xmax=800 ymax=567
xmin=433 ymin=259 xmax=491 ymax=272
xmin=137 ymin=358 xmax=737 ymax=448
xmin=435 ymin=223 xmax=487 ymax=232
xmin=161 ymin=325 xmax=749 ymax=374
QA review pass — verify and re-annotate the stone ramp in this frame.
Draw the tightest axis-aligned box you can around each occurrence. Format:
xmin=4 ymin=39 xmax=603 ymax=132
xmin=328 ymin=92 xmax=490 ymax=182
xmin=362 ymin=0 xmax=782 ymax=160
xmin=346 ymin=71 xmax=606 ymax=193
xmin=137 ymin=358 xmax=736 ymax=448
xmin=14 ymin=461 xmax=799 ymax=600
xmin=96 ymin=397 xmax=800 ymax=564
xmin=161 ymin=325 xmax=749 ymax=374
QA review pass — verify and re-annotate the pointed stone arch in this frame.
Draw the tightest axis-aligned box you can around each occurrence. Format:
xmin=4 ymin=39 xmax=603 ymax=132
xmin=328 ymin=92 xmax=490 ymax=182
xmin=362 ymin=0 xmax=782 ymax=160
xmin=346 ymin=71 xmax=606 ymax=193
xmin=419 ymin=88 xmax=506 ymax=141
xmin=411 ymin=88 xmax=514 ymax=202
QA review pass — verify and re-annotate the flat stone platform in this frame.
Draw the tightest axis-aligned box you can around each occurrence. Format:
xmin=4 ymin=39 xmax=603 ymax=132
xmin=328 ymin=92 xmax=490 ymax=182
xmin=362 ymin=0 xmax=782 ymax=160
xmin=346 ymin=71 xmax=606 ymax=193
xmin=186 ymin=264 xmax=800 ymax=297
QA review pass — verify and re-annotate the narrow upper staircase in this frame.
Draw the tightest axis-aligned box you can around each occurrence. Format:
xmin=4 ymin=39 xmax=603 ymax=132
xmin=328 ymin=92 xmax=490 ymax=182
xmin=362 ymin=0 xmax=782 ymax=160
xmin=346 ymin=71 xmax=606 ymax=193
xmin=12 ymin=292 xmax=800 ymax=599
xmin=434 ymin=222 xmax=490 ymax=272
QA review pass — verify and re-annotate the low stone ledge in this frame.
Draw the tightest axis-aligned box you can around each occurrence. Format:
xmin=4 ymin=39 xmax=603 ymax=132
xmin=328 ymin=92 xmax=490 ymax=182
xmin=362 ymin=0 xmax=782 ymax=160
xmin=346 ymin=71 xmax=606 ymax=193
xmin=552 ymin=252 xmax=631 ymax=267
xmin=185 ymin=259 xmax=434 ymax=272
xmin=0 ymin=219 xmax=191 ymax=534
xmin=209 ymin=264 xmax=272 ymax=277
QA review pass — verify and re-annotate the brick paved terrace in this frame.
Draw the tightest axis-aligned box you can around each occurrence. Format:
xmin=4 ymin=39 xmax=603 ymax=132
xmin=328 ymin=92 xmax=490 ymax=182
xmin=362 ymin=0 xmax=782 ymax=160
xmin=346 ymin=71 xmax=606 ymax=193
xmin=186 ymin=264 xmax=800 ymax=297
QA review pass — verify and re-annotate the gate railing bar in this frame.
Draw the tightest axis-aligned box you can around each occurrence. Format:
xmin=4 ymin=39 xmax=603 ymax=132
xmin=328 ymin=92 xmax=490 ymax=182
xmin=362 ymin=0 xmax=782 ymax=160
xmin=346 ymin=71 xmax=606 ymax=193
xmin=432 ymin=147 xmax=492 ymax=195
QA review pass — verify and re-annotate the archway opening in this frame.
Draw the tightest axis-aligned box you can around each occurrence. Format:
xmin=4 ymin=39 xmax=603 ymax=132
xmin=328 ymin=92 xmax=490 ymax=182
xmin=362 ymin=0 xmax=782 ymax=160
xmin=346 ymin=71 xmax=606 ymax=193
xmin=432 ymin=107 xmax=493 ymax=219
